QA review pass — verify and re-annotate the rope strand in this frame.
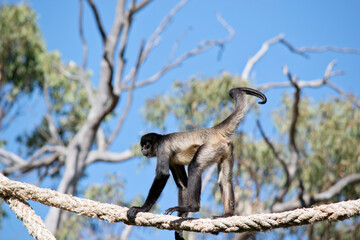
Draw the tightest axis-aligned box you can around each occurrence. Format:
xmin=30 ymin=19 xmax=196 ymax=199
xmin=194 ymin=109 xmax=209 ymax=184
xmin=0 ymin=173 xmax=359 ymax=236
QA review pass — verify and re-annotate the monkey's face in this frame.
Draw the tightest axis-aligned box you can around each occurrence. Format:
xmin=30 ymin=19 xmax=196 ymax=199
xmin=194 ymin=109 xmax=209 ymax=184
xmin=140 ymin=133 xmax=160 ymax=158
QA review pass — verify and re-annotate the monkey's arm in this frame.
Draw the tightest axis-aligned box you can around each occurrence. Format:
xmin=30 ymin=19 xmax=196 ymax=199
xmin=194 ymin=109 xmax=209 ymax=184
xmin=127 ymin=156 xmax=170 ymax=222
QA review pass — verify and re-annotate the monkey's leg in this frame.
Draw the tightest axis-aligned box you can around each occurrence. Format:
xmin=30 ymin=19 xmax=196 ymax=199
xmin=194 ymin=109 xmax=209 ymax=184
xmin=166 ymin=144 xmax=218 ymax=215
xmin=216 ymin=145 xmax=235 ymax=217
xmin=170 ymin=165 xmax=188 ymax=240
xmin=165 ymin=161 xmax=201 ymax=215
xmin=170 ymin=164 xmax=189 ymax=214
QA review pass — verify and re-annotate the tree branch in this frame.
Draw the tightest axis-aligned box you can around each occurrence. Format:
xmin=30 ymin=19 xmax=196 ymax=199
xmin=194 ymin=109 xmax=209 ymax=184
xmin=1 ymin=146 xmax=66 ymax=175
xmin=85 ymin=149 xmax=134 ymax=165
xmin=313 ymin=174 xmax=360 ymax=202
xmin=43 ymin=76 xmax=63 ymax=146
xmin=272 ymin=173 xmax=360 ymax=212
xmin=241 ymin=34 xmax=284 ymax=80
xmin=108 ymin=41 xmax=145 ymax=146
xmin=129 ymin=13 xmax=234 ymax=89
xmin=280 ymin=38 xmax=360 ymax=57
xmin=86 ymin=0 xmax=106 ymax=43
xmin=0 ymin=148 xmax=26 ymax=166
xmin=3 ymin=153 xmax=61 ymax=176
xmin=132 ymin=0 xmax=152 ymax=13
xmin=78 ymin=0 xmax=95 ymax=105
xmin=256 ymin=120 xmax=290 ymax=203
xmin=120 ymin=0 xmax=189 ymax=88
xmin=79 ymin=0 xmax=88 ymax=70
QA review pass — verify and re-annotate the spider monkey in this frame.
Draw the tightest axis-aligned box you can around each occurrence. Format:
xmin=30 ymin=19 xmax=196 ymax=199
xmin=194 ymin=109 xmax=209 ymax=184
xmin=127 ymin=87 xmax=266 ymax=238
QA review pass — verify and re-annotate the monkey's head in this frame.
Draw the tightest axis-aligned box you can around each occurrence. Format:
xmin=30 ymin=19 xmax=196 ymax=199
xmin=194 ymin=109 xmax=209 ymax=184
xmin=140 ymin=133 xmax=162 ymax=158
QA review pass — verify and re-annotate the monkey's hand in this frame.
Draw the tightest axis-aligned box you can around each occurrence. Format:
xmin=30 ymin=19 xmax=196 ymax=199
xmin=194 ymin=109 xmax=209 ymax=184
xmin=127 ymin=206 xmax=147 ymax=222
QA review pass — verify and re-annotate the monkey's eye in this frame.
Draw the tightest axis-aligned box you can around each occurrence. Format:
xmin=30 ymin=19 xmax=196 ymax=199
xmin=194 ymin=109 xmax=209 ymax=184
xmin=141 ymin=142 xmax=151 ymax=150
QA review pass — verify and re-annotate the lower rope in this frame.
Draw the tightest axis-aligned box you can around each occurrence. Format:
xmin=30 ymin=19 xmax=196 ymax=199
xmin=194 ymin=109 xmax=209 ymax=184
xmin=0 ymin=173 xmax=359 ymax=234
xmin=3 ymin=197 xmax=56 ymax=240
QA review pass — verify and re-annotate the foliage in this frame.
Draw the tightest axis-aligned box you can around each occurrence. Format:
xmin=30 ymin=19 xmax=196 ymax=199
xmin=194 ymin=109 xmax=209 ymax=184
xmin=0 ymin=4 xmax=45 ymax=132
xmin=16 ymin=54 xmax=92 ymax=155
xmin=0 ymin=4 xmax=92 ymax=155
xmin=273 ymin=94 xmax=360 ymax=197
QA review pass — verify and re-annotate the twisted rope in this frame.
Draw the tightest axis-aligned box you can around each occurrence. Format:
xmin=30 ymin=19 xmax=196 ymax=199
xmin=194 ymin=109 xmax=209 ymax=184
xmin=0 ymin=173 xmax=359 ymax=236
xmin=1 ymin=196 xmax=56 ymax=240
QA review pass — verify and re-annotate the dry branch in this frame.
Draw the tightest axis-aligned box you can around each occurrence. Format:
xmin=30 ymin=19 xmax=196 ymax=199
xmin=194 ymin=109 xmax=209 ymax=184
xmin=86 ymin=0 xmax=106 ymax=42
xmin=241 ymin=34 xmax=284 ymax=79
xmin=272 ymin=173 xmax=360 ymax=212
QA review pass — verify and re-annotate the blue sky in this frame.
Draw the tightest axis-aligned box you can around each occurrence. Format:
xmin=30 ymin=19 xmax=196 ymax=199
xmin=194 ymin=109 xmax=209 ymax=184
xmin=1 ymin=0 xmax=360 ymax=239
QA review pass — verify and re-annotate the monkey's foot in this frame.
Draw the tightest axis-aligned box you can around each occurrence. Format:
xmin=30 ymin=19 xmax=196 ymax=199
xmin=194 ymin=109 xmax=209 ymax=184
xmin=165 ymin=206 xmax=199 ymax=215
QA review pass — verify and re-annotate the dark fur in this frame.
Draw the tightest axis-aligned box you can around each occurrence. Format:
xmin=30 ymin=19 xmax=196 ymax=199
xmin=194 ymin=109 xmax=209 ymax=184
xmin=127 ymin=87 xmax=266 ymax=239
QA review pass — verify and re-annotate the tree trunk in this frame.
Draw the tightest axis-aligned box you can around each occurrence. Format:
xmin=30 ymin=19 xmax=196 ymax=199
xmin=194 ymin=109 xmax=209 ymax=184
xmin=44 ymin=52 xmax=118 ymax=230
xmin=45 ymin=124 xmax=98 ymax=233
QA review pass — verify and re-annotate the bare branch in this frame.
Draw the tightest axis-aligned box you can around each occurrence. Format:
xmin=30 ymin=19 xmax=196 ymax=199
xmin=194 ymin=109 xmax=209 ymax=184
xmin=57 ymin=65 xmax=95 ymax=105
xmin=241 ymin=34 xmax=285 ymax=80
xmin=113 ymin=0 xmax=152 ymax=95
xmin=29 ymin=145 xmax=67 ymax=163
xmin=286 ymin=67 xmax=301 ymax=158
xmin=94 ymin=0 xmax=127 ymax=119
xmin=85 ymin=149 xmax=134 ymax=165
xmin=313 ymin=173 xmax=360 ymax=202
xmin=259 ymin=60 xmax=351 ymax=98
xmin=286 ymin=66 xmax=303 ymax=199
xmin=86 ymin=0 xmax=106 ymax=43
xmin=1 ymin=146 xmax=66 ymax=175
xmin=120 ymin=0 xmax=189 ymax=89
xmin=120 ymin=225 xmax=133 ymax=240
xmin=132 ymin=0 xmax=152 ymax=13
xmin=0 ymin=148 xmax=26 ymax=166
xmin=96 ymin=128 xmax=107 ymax=151
xmin=168 ymin=26 xmax=192 ymax=65
xmin=43 ymin=76 xmax=63 ymax=145
xmin=109 ymin=41 xmax=145 ymax=146
xmin=129 ymin=13 xmax=234 ymax=89
xmin=113 ymin=23 xmax=130 ymax=95
xmin=272 ymin=173 xmax=360 ymax=212
xmin=104 ymin=0 xmax=125 ymax=56
xmin=79 ymin=0 xmax=88 ymax=70
xmin=256 ymin=120 xmax=290 ymax=202
xmin=78 ymin=0 xmax=95 ymax=104
xmin=140 ymin=0 xmax=188 ymax=66
xmin=280 ymin=38 xmax=360 ymax=57
xmin=3 ymin=153 xmax=64 ymax=176
xmin=242 ymin=35 xmax=360 ymax=82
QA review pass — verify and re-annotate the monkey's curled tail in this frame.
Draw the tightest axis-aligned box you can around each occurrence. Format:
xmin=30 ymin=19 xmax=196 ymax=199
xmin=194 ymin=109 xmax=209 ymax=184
xmin=214 ymin=87 xmax=267 ymax=137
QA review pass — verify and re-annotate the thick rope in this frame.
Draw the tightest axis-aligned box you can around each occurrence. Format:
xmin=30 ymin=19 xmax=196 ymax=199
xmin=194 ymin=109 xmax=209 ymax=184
xmin=0 ymin=173 xmax=359 ymax=235
xmin=1 ymin=196 xmax=56 ymax=240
